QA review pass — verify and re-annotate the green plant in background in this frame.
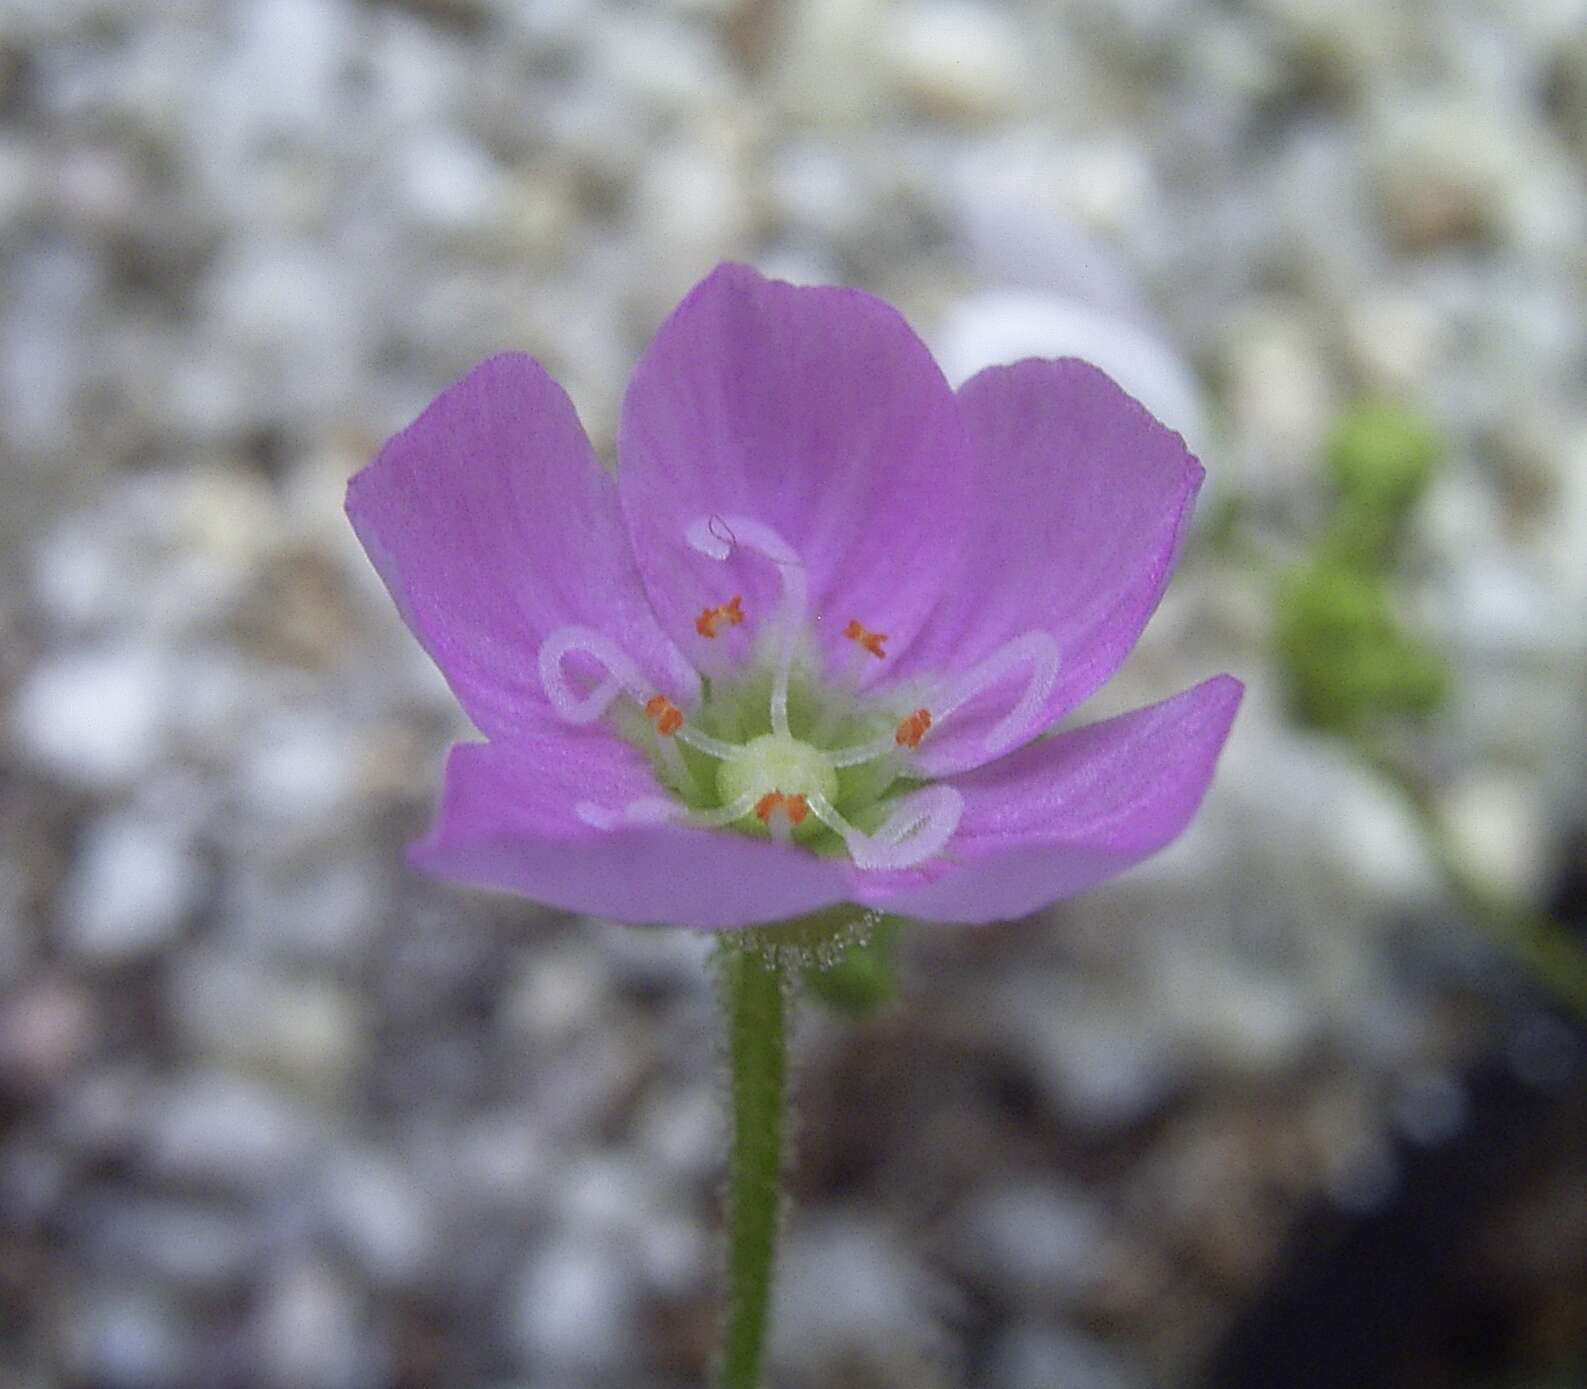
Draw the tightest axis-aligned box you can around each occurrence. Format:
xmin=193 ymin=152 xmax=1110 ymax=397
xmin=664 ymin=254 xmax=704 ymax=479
xmin=1270 ymin=402 xmax=1587 ymax=1018
xmin=1274 ymin=404 xmax=1450 ymax=733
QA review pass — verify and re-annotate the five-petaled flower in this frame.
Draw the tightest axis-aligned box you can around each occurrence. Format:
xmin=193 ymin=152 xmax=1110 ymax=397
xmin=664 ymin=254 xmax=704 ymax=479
xmin=347 ymin=264 xmax=1241 ymax=929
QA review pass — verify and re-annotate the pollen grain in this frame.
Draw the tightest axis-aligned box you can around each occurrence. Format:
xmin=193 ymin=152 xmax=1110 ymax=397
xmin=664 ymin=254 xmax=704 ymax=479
xmin=644 ymin=694 xmax=684 ymax=736
xmin=844 ymin=618 xmax=888 ymax=659
xmin=895 ymin=708 xmax=932 ymax=749
xmin=695 ymin=594 xmax=745 ymax=639
xmin=754 ymin=791 xmax=809 ymax=826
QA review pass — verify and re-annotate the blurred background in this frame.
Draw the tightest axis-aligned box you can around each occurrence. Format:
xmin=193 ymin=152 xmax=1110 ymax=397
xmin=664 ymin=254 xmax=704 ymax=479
xmin=3 ymin=0 xmax=1587 ymax=1385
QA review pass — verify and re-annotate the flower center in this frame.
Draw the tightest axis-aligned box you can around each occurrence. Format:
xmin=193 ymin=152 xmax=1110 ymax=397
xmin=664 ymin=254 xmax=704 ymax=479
xmin=716 ymin=733 xmax=839 ymax=842
xmin=539 ymin=512 xmax=1062 ymax=872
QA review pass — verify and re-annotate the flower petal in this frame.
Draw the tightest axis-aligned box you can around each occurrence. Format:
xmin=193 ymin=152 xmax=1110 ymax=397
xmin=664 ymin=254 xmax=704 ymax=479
xmin=897 ymin=358 xmax=1204 ymax=775
xmin=617 ymin=264 xmax=974 ymax=682
xmin=855 ymin=675 xmax=1242 ymax=923
xmin=410 ymin=731 xmax=854 ymax=929
xmin=347 ymin=354 xmax=697 ymax=740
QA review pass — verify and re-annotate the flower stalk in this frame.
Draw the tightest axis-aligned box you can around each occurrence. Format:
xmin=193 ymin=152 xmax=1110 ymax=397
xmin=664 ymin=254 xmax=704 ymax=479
xmin=716 ymin=937 xmax=791 ymax=1389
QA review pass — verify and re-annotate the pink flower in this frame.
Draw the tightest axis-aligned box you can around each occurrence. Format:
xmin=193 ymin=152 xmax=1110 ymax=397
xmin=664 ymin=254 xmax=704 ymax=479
xmin=347 ymin=264 xmax=1241 ymax=929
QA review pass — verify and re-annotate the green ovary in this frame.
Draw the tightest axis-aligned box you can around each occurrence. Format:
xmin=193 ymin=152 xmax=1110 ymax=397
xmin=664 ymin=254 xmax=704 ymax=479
xmin=717 ymin=734 xmax=840 ymax=839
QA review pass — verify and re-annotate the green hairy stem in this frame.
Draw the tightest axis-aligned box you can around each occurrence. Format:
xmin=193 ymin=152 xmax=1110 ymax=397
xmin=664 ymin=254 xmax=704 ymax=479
xmin=715 ymin=939 xmax=790 ymax=1389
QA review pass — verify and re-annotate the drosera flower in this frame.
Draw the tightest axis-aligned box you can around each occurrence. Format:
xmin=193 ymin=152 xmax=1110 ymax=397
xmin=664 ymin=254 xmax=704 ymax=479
xmin=346 ymin=263 xmax=1241 ymax=931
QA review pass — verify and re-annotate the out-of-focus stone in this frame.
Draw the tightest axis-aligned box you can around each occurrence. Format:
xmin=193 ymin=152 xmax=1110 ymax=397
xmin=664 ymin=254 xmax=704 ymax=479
xmin=506 ymin=1233 xmax=640 ymax=1375
xmin=255 ymin=1256 xmax=387 ymax=1389
xmin=0 ymin=976 xmax=99 ymax=1092
xmin=952 ymin=1182 xmax=1106 ymax=1301
xmin=62 ymin=1281 xmax=194 ymax=1389
xmin=165 ymin=952 xmax=367 ymax=1096
xmin=983 ymin=1323 xmax=1148 ymax=1389
xmin=139 ymin=1074 xmax=320 ymax=1191
xmin=770 ymin=1211 xmax=952 ymax=1381
xmin=12 ymin=645 xmax=171 ymax=790
xmin=1440 ymin=773 xmax=1551 ymax=903
xmin=320 ymin=1148 xmax=435 ymax=1287
xmin=57 ymin=815 xmax=202 ymax=964
xmin=881 ymin=0 xmax=1030 ymax=120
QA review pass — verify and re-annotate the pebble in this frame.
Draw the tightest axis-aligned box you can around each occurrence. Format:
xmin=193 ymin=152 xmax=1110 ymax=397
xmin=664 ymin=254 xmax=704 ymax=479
xmin=882 ymin=0 xmax=1031 ymax=121
xmin=632 ymin=138 xmax=753 ymax=293
xmin=165 ymin=952 xmax=367 ymax=1097
xmin=11 ymin=645 xmax=171 ymax=790
xmin=255 ymin=1257 xmax=387 ymax=1389
xmin=1440 ymin=773 xmax=1551 ymax=902
xmin=202 ymin=0 xmax=352 ymax=152
xmin=1005 ymin=977 xmax=1183 ymax=1134
xmin=57 ymin=814 xmax=201 ymax=965
xmin=770 ymin=1211 xmax=950 ymax=1375
xmin=0 ymin=975 xmax=99 ymax=1091
xmin=983 ymin=1323 xmax=1148 ymax=1389
xmin=773 ymin=0 xmax=888 ymax=126
xmin=398 ymin=127 xmax=503 ymax=232
xmin=62 ymin=1281 xmax=194 ymax=1389
xmin=139 ymin=1074 xmax=320 ymax=1192
xmin=506 ymin=1233 xmax=640 ymax=1375
xmin=1218 ymin=299 xmax=1339 ymax=486
xmin=953 ymin=1181 xmax=1106 ymax=1301
xmin=0 ymin=244 xmax=98 ymax=460
xmin=1151 ymin=936 xmax=1319 ymax=1076
xmin=235 ymin=708 xmax=366 ymax=836
xmin=1391 ymin=1068 xmax=1470 ymax=1148
xmin=75 ymin=1192 xmax=256 ymax=1291
xmin=635 ymin=1082 xmax=721 ymax=1182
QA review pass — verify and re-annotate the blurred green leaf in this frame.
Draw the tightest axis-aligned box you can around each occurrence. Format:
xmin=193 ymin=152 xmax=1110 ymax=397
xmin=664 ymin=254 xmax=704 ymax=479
xmin=1325 ymin=402 xmax=1444 ymax=515
xmin=803 ymin=915 xmax=905 ymax=1017
xmin=1273 ymin=561 xmax=1449 ymax=731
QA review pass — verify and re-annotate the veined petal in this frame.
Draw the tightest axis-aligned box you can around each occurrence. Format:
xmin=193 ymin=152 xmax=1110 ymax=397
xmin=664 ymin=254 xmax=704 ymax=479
xmin=347 ymin=355 xmax=697 ymax=740
xmin=411 ymin=733 xmax=853 ymax=930
xmin=855 ymin=676 xmax=1242 ymax=923
xmin=617 ymin=264 xmax=974 ymax=682
xmin=894 ymin=358 xmax=1203 ymax=773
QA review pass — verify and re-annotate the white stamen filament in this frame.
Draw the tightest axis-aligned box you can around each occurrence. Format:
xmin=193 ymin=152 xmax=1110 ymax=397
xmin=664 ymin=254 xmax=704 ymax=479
xmin=765 ymin=804 xmax=794 ymax=846
xmin=821 ymin=633 xmax=1060 ymax=769
xmin=673 ymin=724 xmax=744 ymax=763
xmin=930 ymin=630 xmax=1061 ymax=757
xmin=539 ymin=626 xmax=652 ymax=723
xmin=650 ymin=730 xmax=697 ymax=799
xmin=827 ymin=731 xmax=901 ymax=768
xmin=687 ymin=514 xmax=806 ymax=739
xmin=687 ymin=791 xmax=760 ymax=829
xmin=541 ymin=626 xmax=699 ymax=797
xmin=806 ymin=785 xmax=963 ymax=871
xmin=575 ymin=796 xmax=681 ymax=830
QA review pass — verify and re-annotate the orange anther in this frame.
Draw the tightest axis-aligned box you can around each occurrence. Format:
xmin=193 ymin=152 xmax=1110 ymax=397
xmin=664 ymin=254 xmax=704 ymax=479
xmin=695 ymin=594 xmax=747 ymax=639
xmin=844 ymin=618 xmax=888 ymax=660
xmin=895 ymin=708 xmax=932 ymax=749
xmin=644 ymin=694 xmax=683 ymax=736
xmin=753 ymin=791 xmax=809 ymax=827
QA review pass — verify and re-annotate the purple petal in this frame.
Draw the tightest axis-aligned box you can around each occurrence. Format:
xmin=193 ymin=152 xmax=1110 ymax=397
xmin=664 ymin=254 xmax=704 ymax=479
xmin=347 ymin=354 xmax=696 ymax=740
xmin=617 ymin=264 xmax=975 ymax=682
xmin=410 ymin=732 xmax=853 ymax=929
xmin=896 ymin=358 xmax=1204 ymax=775
xmin=855 ymin=675 xmax=1242 ymax=923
